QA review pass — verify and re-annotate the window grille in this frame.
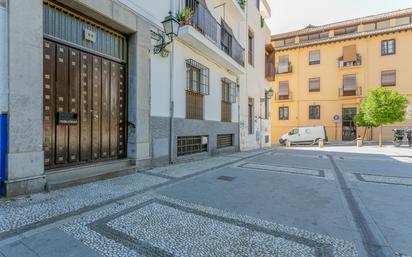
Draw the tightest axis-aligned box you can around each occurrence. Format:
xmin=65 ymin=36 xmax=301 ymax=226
xmin=177 ymin=136 xmax=208 ymax=156
xmin=279 ymin=107 xmax=289 ymax=120
xmin=309 ymin=105 xmax=321 ymax=120
xmin=217 ymin=134 xmax=233 ymax=148
xmin=186 ymin=59 xmax=209 ymax=95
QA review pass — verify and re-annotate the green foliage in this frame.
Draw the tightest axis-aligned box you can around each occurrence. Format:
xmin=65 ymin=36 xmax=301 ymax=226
xmin=184 ymin=7 xmax=192 ymax=19
xmin=361 ymin=87 xmax=409 ymax=127
xmin=176 ymin=11 xmax=185 ymax=22
xmin=354 ymin=101 xmax=379 ymax=128
xmin=238 ymin=0 xmax=247 ymax=9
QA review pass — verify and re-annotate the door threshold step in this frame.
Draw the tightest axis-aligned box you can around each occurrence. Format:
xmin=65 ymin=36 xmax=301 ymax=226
xmin=45 ymin=160 xmax=138 ymax=191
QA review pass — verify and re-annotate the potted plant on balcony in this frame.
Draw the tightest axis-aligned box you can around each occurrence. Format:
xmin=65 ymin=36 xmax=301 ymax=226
xmin=183 ymin=7 xmax=193 ymax=25
xmin=176 ymin=7 xmax=192 ymax=26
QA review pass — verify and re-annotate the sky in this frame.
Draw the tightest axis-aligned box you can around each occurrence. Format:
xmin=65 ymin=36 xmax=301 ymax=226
xmin=267 ymin=0 xmax=412 ymax=34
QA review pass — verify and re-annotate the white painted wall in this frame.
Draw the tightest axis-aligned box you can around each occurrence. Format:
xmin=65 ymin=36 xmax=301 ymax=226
xmin=0 ymin=2 xmax=8 ymax=113
xmin=240 ymin=0 xmax=272 ymax=150
xmin=119 ymin=0 xmax=270 ymax=149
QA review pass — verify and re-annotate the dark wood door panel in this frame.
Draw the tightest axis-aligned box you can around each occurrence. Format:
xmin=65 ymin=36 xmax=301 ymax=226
xmin=101 ymin=59 xmax=111 ymax=159
xmin=80 ymin=53 xmax=92 ymax=162
xmin=91 ymin=56 xmax=102 ymax=160
xmin=68 ymin=48 xmax=80 ymax=163
xmin=55 ymin=44 xmax=69 ymax=164
xmin=43 ymin=40 xmax=56 ymax=167
xmin=43 ymin=40 xmax=127 ymax=169
xmin=118 ymin=64 xmax=126 ymax=158
xmin=109 ymin=62 xmax=119 ymax=157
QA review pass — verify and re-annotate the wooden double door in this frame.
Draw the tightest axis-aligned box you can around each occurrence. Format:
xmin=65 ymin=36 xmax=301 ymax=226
xmin=43 ymin=40 xmax=126 ymax=169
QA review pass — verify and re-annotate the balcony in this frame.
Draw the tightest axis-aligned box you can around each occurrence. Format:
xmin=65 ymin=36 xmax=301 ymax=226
xmin=275 ymin=92 xmax=293 ymax=101
xmin=213 ymin=0 xmax=245 ymax=21
xmin=276 ymin=63 xmax=293 ymax=74
xmin=178 ymin=1 xmax=245 ymax=75
xmin=338 ymin=54 xmax=362 ymax=68
xmin=339 ymin=87 xmax=362 ymax=97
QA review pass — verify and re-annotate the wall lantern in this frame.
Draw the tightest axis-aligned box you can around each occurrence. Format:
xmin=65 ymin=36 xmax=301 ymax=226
xmin=153 ymin=12 xmax=180 ymax=55
xmin=266 ymin=88 xmax=274 ymax=99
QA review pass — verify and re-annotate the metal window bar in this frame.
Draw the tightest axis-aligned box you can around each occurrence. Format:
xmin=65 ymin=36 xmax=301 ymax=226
xmin=177 ymin=136 xmax=208 ymax=156
xmin=186 ymin=59 xmax=209 ymax=95
xmin=217 ymin=134 xmax=233 ymax=148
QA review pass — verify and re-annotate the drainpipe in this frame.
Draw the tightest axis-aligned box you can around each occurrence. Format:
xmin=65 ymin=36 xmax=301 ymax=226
xmin=237 ymin=79 xmax=240 ymax=152
xmin=0 ymin=0 xmax=8 ymax=195
xmin=168 ymin=0 xmax=176 ymax=164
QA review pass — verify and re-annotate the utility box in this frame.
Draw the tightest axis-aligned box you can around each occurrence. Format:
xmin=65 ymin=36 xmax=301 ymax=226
xmin=0 ymin=114 xmax=7 ymax=195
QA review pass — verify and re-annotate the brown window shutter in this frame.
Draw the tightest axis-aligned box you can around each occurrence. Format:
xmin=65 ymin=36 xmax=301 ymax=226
xmin=343 ymin=45 xmax=357 ymax=62
xmin=381 ymin=70 xmax=396 ymax=86
xmin=343 ymin=74 xmax=357 ymax=91
xmin=279 ymin=81 xmax=289 ymax=96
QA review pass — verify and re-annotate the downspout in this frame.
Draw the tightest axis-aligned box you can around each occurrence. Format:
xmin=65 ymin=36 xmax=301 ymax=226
xmin=237 ymin=79 xmax=240 ymax=152
xmin=168 ymin=0 xmax=176 ymax=164
xmin=0 ymin=0 xmax=8 ymax=195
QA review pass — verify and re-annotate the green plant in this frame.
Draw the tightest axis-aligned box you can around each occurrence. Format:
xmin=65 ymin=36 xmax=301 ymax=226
xmin=354 ymin=101 xmax=379 ymax=140
xmin=176 ymin=11 xmax=185 ymax=22
xmin=184 ymin=7 xmax=192 ymax=20
xmin=238 ymin=0 xmax=247 ymax=9
xmin=360 ymin=87 xmax=409 ymax=146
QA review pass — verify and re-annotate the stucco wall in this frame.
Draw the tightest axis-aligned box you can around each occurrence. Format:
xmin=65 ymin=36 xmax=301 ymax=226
xmin=271 ymin=30 xmax=412 ymax=142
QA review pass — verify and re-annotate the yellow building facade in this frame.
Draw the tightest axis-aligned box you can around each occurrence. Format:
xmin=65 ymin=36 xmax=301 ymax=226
xmin=270 ymin=9 xmax=412 ymax=143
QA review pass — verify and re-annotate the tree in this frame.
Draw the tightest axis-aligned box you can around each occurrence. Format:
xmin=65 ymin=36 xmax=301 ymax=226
xmin=354 ymin=102 xmax=378 ymax=141
xmin=360 ymin=88 xmax=409 ymax=146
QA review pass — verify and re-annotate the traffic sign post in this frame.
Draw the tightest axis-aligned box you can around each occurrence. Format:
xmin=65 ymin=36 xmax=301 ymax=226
xmin=333 ymin=115 xmax=341 ymax=141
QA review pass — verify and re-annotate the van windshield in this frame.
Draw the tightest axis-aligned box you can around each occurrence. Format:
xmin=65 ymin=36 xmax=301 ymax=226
xmin=289 ymin=128 xmax=299 ymax=135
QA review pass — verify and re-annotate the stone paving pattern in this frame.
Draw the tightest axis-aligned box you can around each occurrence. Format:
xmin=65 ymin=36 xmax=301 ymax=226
xmin=0 ymin=145 xmax=411 ymax=257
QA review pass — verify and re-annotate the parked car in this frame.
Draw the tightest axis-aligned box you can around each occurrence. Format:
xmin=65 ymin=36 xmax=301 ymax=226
xmin=279 ymin=126 xmax=328 ymax=145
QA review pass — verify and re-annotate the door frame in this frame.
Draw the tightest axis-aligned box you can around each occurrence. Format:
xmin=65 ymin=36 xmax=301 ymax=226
xmin=43 ymin=37 xmax=128 ymax=170
xmin=342 ymin=107 xmax=357 ymax=141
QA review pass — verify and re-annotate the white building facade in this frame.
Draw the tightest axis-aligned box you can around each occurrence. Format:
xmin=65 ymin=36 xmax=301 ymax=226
xmin=0 ymin=0 xmax=272 ymax=196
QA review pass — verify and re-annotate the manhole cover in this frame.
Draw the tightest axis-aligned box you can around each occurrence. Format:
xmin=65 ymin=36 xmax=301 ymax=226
xmin=217 ymin=176 xmax=236 ymax=181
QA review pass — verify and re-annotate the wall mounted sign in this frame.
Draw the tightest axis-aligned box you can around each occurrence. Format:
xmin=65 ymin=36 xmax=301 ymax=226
xmin=333 ymin=115 xmax=341 ymax=121
xmin=84 ymin=28 xmax=97 ymax=43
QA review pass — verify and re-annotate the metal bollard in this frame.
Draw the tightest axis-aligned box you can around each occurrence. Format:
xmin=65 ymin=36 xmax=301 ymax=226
xmin=356 ymin=137 xmax=363 ymax=148
xmin=285 ymin=140 xmax=291 ymax=147
xmin=318 ymin=138 xmax=324 ymax=148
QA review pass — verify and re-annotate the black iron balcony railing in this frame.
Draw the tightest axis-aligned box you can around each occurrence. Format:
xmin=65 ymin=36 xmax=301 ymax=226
xmin=275 ymin=92 xmax=293 ymax=101
xmin=338 ymin=54 xmax=362 ymax=68
xmin=275 ymin=63 xmax=293 ymax=74
xmin=184 ymin=0 xmax=245 ymax=66
xmin=339 ymin=87 xmax=362 ymax=97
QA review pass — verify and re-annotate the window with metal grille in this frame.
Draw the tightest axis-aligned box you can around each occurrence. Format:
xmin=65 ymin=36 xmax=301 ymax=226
xmin=309 ymin=105 xmax=321 ymax=119
xmin=381 ymin=39 xmax=396 ymax=56
xmin=177 ymin=136 xmax=208 ymax=156
xmin=221 ymin=78 xmax=236 ymax=122
xmin=279 ymin=106 xmax=289 ymax=120
xmin=381 ymin=70 xmax=396 ymax=87
xmin=186 ymin=91 xmax=204 ymax=120
xmin=309 ymin=78 xmax=320 ymax=92
xmin=186 ymin=59 xmax=209 ymax=95
xmin=217 ymin=134 xmax=233 ymax=148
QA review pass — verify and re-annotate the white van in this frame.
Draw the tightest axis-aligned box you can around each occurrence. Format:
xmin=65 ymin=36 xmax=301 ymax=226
xmin=279 ymin=126 xmax=328 ymax=145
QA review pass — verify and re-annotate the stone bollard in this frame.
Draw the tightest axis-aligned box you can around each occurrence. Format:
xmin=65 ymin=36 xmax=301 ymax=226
xmin=357 ymin=137 xmax=363 ymax=148
xmin=285 ymin=140 xmax=291 ymax=147
xmin=318 ymin=138 xmax=324 ymax=148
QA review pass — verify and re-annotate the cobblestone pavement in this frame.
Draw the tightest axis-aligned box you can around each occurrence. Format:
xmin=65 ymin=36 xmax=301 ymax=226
xmin=0 ymin=146 xmax=411 ymax=257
